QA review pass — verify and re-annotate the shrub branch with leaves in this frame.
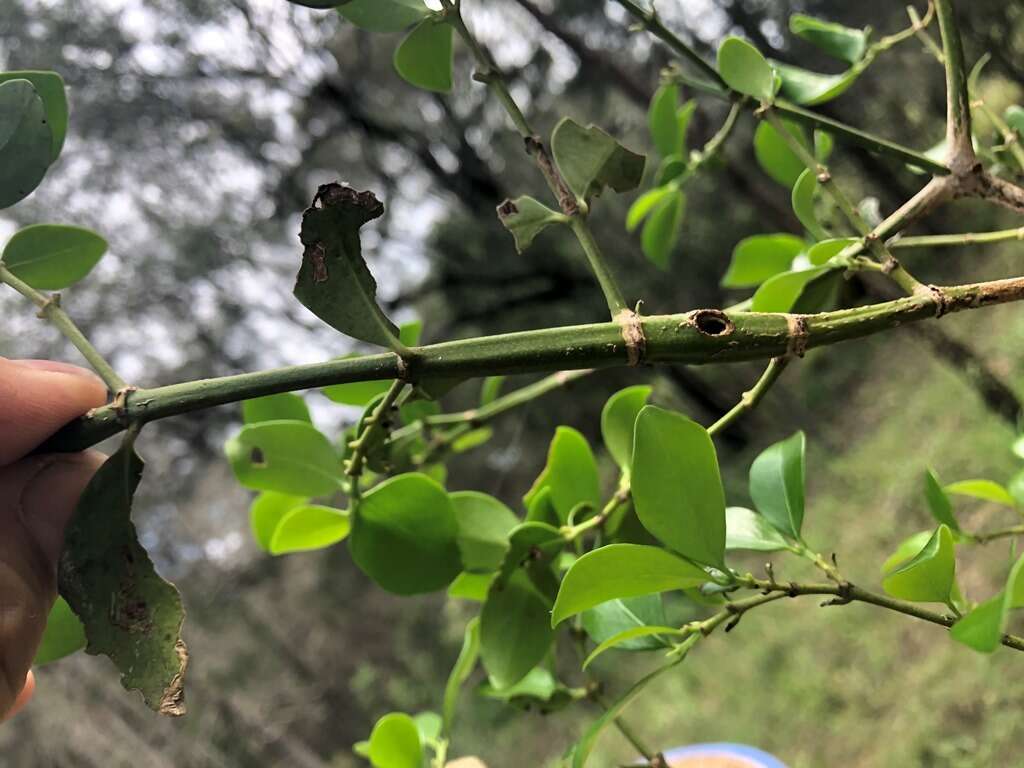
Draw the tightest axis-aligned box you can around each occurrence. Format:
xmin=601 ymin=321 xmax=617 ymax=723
xmin=7 ymin=0 xmax=1024 ymax=765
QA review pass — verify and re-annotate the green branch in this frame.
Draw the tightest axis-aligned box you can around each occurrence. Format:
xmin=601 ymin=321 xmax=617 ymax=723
xmin=935 ymin=0 xmax=976 ymax=170
xmin=891 ymin=226 xmax=1024 ymax=249
xmin=345 ymin=379 xmax=405 ymax=495
xmin=707 ymin=356 xmax=790 ymax=436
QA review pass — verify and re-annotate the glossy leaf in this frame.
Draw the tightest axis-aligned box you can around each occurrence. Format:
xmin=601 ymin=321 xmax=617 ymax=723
xmin=394 ymin=18 xmax=454 ymax=93
xmin=350 ymin=473 xmax=461 ymax=594
xmin=924 ymin=469 xmax=959 ymax=532
xmin=552 ymin=544 xmax=708 ymax=626
xmin=790 ymin=14 xmax=869 ymax=64
xmin=368 ymin=712 xmax=423 ymax=768
xmin=1 ymin=224 xmax=107 ymax=290
xmin=725 ymin=506 xmax=790 ymax=551
xmin=480 ymin=571 xmax=554 ymax=689
xmin=0 ymin=79 xmax=52 ymax=209
xmin=807 ymin=237 xmax=856 ymax=266
xmin=338 ymin=0 xmax=430 ymax=32
xmin=721 ymin=233 xmax=805 ymax=288
xmin=792 ymin=168 xmax=826 ymax=240
xmin=951 ymin=553 xmax=1024 ymax=652
xmin=631 ymin=406 xmax=726 ymax=568
xmin=582 ymin=625 xmax=684 ymax=669
xmin=774 ymin=61 xmax=861 ymax=106
xmin=33 ymin=597 xmax=86 ymax=667
xmin=447 ymin=572 xmax=493 ymax=602
xmin=626 ymin=186 xmax=673 ymax=232
xmin=753 ymin=119 xmax=809 ymax=187
xmin=451 ymin=491 xmax=520 ymax=573
xmin=648 ymin=83 xmax=682 ymax=157
xmin=881 ymin=530 xmax=933 ymax=575
xmin=497 ymin=195 xmax=564 ymax=253
xmin=478 ymin=666 xmax=559 ymax=703
xmin=294 ymin=183 xmax=402 ymax=349
xmin=600 ymin=385 xmax=652 ymax=474
xmin=225 ymin=420 xmax=341 ymax=496
xmin=750 ymin=266 xmax=832 ymax=313
xmin=58 ymin=446 xmax=187 ymax=715
xmin=544 ymin=427 xmax=601 ymax=523
xmin=269 ymin=505 xmax=350 ymax=555
xmin=641 ymin=188 xmax=684 ymax=269
xmin=945 ymin=479 xmax=1017 ymax=507
xmin=717 ymin=37 xmax=776 ymax=101
xmin=249 ymin=491 xmax=307 ymax=552
xmin=242 ymin=392 xmax=311 ymax=424
xmin=749 ymin=432 xmax=806 ymax=540
xmin=882 ymin=525 xmax=956 ymax=603
xmin=443 ymin=617 xmax=480 ymax=733
xmin=581 ymin=595 xmax=668 ymax=652
xmin=551 ymin=118 xmax=645 ymax=203
xmin=0 ymin=71 xmax=67 ymax=161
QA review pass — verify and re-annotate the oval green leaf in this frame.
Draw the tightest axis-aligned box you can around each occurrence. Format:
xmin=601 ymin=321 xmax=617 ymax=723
xmin=394 ymin=18 xmax=454 ymax=93
xmin=1 ymin=224 xmax=107 ymax=290
xmin=225 ymin=420 xmax=342 ymax=497
xmin=544 ymin=426 xmax=600 ymax=523
xmin=600 ymin=385 xmax=652 ymax=473
xmin=0 ymin=71 xmax=67 ymax=161
xmin=721 ymin=233 xmax=805 ymax=288
xmin=748 ymin=431 xmax=806 ymax=540
xmin=807 ymin=237 xmax=856 ymax=266
xmin=250 ymin=491 xmax=307 ymax=552
xmin=924 ymin=469 xmax=959 ymax=532
xmin=368 ymin=712 xmax=423 ymax=768
xmin=582 ymin=625 xmax=684 ymax=670
xmin=717 ymin=36 xmax=776 ymax=101
xmin=753 ymin=119 xmax=810 ymax=187
xmin=751 ymin=267 xmax=832 ymax=313
xmin=452 ymin=490 xmax=521 ymax=573
xmin=581 ymin=594 xmax=668 ymax=652
xmin=790 ymin=14 xmax=869 ymax=64
xmin=945 ymin=479 xmax=1017 ymax=508
xmin=641 ymin=188 xmax=684 ymax=269
xmin=725 ymin=506 xmax=790 ymax=551
xmin=480 ymin=570 xmax=554 ymax=689
xmin=881 ymin=524 xmax=956 ymax=603
xmin=269 ymin=504 xmax=350 ymax=555
xmin=242 ymin=392 xmax=311 ymax=424
xmin=338 ymin=0 xmax=430 ymax=32
xmin=792 ymin=167 xmax=826 ymax=240
xmin=0 ymin=79 xmax=52 ymax=209
xmin=648 ymin=83 xmax=681 ymax=157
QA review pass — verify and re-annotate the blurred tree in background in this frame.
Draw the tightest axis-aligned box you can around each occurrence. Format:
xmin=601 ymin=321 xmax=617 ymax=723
xmin=4 ymin=1 xmax=1024 ymax=765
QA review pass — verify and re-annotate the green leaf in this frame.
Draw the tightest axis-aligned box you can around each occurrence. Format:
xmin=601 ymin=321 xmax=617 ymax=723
xmin=581 ymin=595 xmax=668 ymax=652
xmin=881 ymin=530 xmax=934 ymax=574
xmin=945 ymin=479 xmax=1017 ymax=507
xmin=33 ymin=597 xmax=86 ymax=667
xmin=551 ymin=118 xmax=646 ymax=203
xmin=774 ymin=61 xmax=862 ymax=106
xmin=269 ymin=505 xmax=350 ymax=555
xmin=324 ymin=376 xmax=392 ymax=407
xmin=496 ymin=195 xmax=565 ymax=253
xmin=480 ymin=570 xmax=554 ymax=689
xmin=350 ymin=473 xmax=461 ymax=594
xmin=753 ymin=120 xmax=810 ymax=188
xmin=631 ymin=406 xmax=726 ymax=568
xmin=1004 ymin=105 xmax=1024 ymax=136
xmin=716 ymin=37 xmax=776 ymax=101
xmin=582 ymin=625 xmax=684 ymax=669
xmin=792 ymin=168 xmax=826 ymax=240
xmin=725 ymin=506 xmax=790 ymax=551
xmin=58 ymin=446 xmax=187 ymax=715
xmin=367 ymin=712 xmax=423 ymax=768
xmin=452 ymin=491 xmax=520 ymax=573
xmin=443 ymin=617 xmax=480 ymax=733
xmin=790 ymin=14 xmax=869 ymax=64
xmin=394 ymin=18 xmax=453 ymax=93
xmin=570 ymin=655 xmax=684 ymax=768
xmin=496 ymin=521 xmax=564 ymax=584
xmin=1 ymin=224 xmax=107 ymax=290
xmin=655 ymin=154 xmax=687 ymax=186
xmin=641 ymin=188 xmax=685 ymax=269
xmin=242 ymin=392 xmax=311 ymax=424
xmin=924 ymin=469 xmax=959 ymax=532
xmin=951 ymin=553 xmax=1024 ymax=652
xmin=0 ymin=79 xmax=52 ymax=209
xmin=478 ymin=666 xmax=565 ymax=704
xmin=882 ymin=525 xmax=956 ymax=603
xmin=338 ymin=0 xmax=430 ymax=32
xmin=552 ymin=543 xmax=708 ymax=625
xmin=0 ymin=71 xmax=67 ymax=161
xmin=721 ymin=233 xmax=805 ymax=288
xmin=287 ymin=0 xmax=344 ymax=7
xmin=600 ymin=385 xmax=652 ymax=474
xmin=249 ymin=491 xmax=307 ymax=552
xmin=413 ymin=711 xmax=442 ymax=744
xmin=749 ymin=431 xmax=806 ymax=540
xmin=1010 ymin=468 xmax=1024 ymax=507
xmin=626 ymin=186 xmax=673 ymax=232
xmin=294 ymin=183 xmax=403 ymax=350
xmin=447 ymin=571 xmax=493 ymax=602
xmin=543 ymin=427 xmax=601 ymax=523
xmin=807 ymin=237 xmax=856 ymax=266
xmin=648 ymin=84 xmax=681 ymax=157
xmin=225 ymin=420 xmax=342 ymax=497
xmin=750 ymin=266 xmax=833 ymax=313
xmin=480 ymin=375 xmax=505 ymax=406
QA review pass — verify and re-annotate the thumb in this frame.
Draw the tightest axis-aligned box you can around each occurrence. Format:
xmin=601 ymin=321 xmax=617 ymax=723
xmin=0 ymin=451 xmax=105 ymax=718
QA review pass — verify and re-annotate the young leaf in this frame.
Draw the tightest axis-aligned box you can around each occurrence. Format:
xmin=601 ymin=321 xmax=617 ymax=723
xmin=582 ymin=625 xmax=684 ymax=669
xmin=0 ymin=79 xmax=53 ymax=209
xmin=641 ymin=189 xmax=685 ymax=269
xmin=413 ymin=711 xmax=442 ymax=744
xmin=33 ymin=597 xmax=86 ymax=667
xmin=631 ymin=406 xmax=727 ymax=568
xmin=544 ymin=427 xmax=601 ymax=523
xmin=792 ymin=168 xmax=826 ymax=240
xmin=0 ymin=71 xmax=67 ymax=161
xmin=324 ymin=375 xmax=392 ymax=407
xmin=480 ymin=375 xmax=505 ymax=406
xmin=882 ymin=525 xmax=956 ymax=603
xmin=806 ymin=237 xmax=856 ymax=266
xmin=1005 ymin=105 xmax=1024 ymax=136
xmin=394 ymin=18 xmax=454 ymax=93
xmin=447 ymin=572 xmax=493 ymax=602
xmin=1 ymin=224 xmax=107 ymax=290
xmin=717 ymin=37 xmax=776 ymax=101
xmin=774 ymin=61 xmax=862 ymax=106
xmin=443 ymin=617 xmax=480 ymax=733
xmin=551 ymin=118 xmax=646 ymax=203
xmin=881 ymin=530 xmax=934 ymax=574
xmin=951 ymin=553 xmax=1024 ymax=652
xmin=242 ymin=392 xmax=311 ymax=424
xmin=368 ymin=712 xmax=423 ymax=768
xmin=338 ymin=0 xmax=430 ymax=32
xmin=225 ymin=420 xmax=342 ymax=497
xmin=753 ymin=120 xmax=810 ymax=187
xmin=749 ymin=432 xmax=806 ymax=540
xmin=269 ymin=505 xmax=350 ymax=555
xmin=790 ymin=14 xmax=869 ymax=64
xmin=924 ymin=469 xmax=959 ymax=532
xmin=648 ymin=83 xmax=682 ymax=157
xmin=350 ymin=473 xmax=461 ymax=594
xmin=58 ymin=446 xmax=187 ymax=715
xmin=750 ymin=266 xmax=833 ymax=313
xmin=600 ymin=385 xmax=653 ymax=474
xmin=294 ymin=183 xmax=403 ymax=350
xmin=551 ymin=544 xmax=709 ymax=625
xmin=477 ymin=666 xmax=559 ymax=703
xmin=496 ymin=521 xmax=564 ymax=585
xmin=725 ymin=506 xmax=790 ymax=551
xmin=451 ymin=491 xmax=521 ymax=573
xmin=581 ymin=595 xmax=668 ymax=652
xmin=945 ymin=479 xmax=1017 ymax=508
xmin=250 ymin=491 xmax=307 ymax=552
xmin=496 ymin=195 xmax=565 ymax=253
xmin=626 ymin=186 xmax=673 ymax=232
xmin=721 ymin=233 xmax=805 ymax=288
xmin=480 ymin=571 xmax=554 ymax=689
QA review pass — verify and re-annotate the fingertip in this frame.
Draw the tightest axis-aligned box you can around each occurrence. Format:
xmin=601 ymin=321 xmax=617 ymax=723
xmin=2 ymin=672 xmax=34 ymax=722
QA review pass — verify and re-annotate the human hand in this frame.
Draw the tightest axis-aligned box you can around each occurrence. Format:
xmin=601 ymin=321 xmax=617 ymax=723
xmin=0 ymin=358 xmax=107 ymax=721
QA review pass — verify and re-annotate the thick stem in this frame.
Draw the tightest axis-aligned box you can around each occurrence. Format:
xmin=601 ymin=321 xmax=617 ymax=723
xmin=935 ymin=0 xmax=976 ymax=171
xmin=0 ymin=265 xmax=127 ymax=392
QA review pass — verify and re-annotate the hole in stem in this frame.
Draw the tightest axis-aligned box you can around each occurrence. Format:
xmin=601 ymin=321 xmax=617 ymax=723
xmin=692 ymin=309 xmax=734 ymax=337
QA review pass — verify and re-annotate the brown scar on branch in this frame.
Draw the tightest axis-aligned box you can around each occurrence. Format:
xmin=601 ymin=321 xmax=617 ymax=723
xmin=785 ymin=314 xmax=810 ymax=358
xmin=614 ymin=308 xmax=646 ymax=366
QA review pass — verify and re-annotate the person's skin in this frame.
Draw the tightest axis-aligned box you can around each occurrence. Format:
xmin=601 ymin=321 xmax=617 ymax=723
xmin=0 ymin=357 xmax=107 ymax=721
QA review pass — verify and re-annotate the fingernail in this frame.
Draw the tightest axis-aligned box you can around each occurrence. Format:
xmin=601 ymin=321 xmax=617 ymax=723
xmin=10 ymin=359 xmax=105 ymax=384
